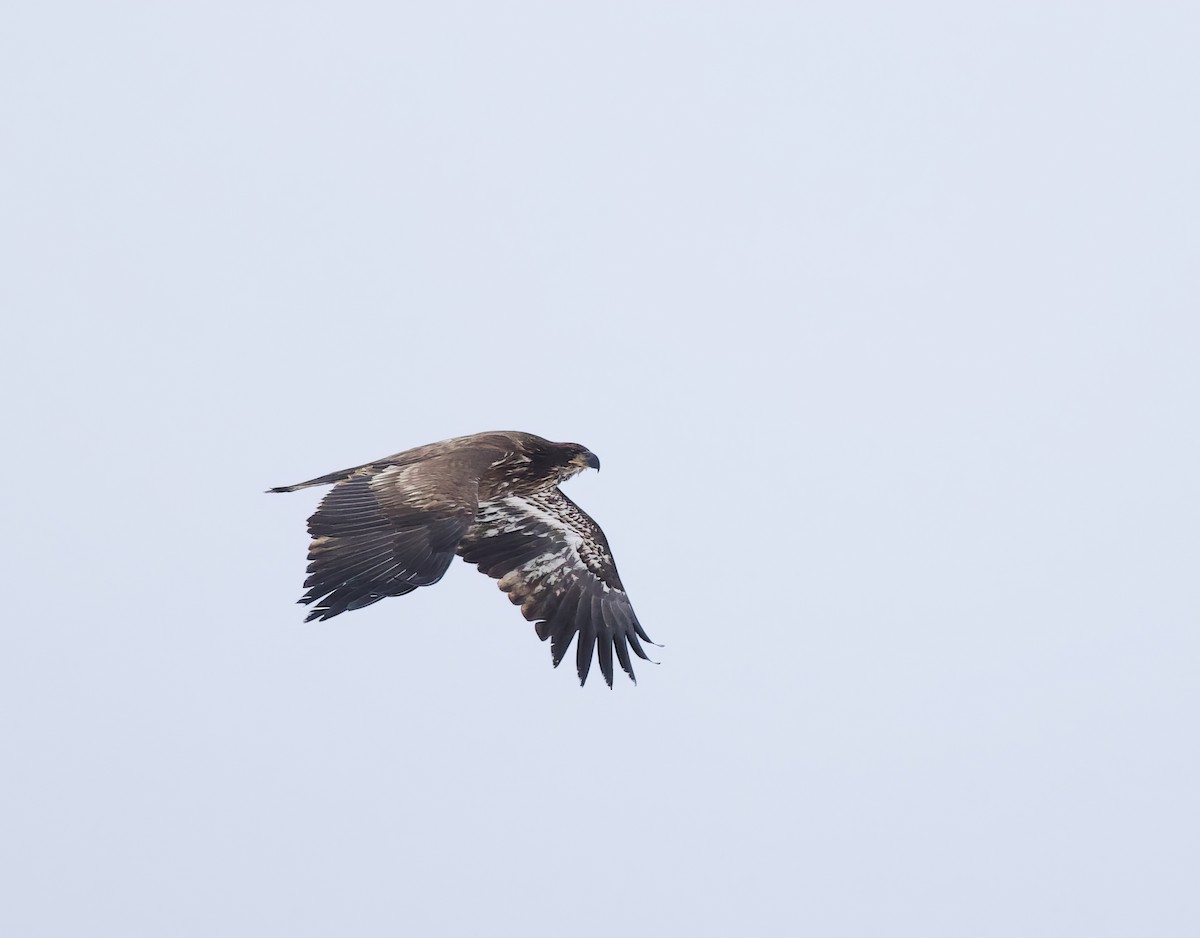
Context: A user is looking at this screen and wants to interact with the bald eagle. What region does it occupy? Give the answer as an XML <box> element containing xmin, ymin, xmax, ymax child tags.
<box><xmin>268</xmin><ymin>431</ymin><xmax>655</xmax><ymax>686</ymax></box>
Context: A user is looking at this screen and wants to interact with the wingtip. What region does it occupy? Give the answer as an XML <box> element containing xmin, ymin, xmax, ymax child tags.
<box><xmin>577</xmin><ymin>677</ymin><xmax>616</xmax><ymax>689</ymax></box>
<box><xmin>299</xmin><ymin>598</ymin><xmax>330</xmax><ymax>622</ymax></box>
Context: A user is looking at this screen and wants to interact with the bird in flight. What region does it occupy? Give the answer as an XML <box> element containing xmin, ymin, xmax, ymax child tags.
<box><xmin>269</xmin><ymin>431</ymin><xmax>655</xmax><ymax>686</ymax></box>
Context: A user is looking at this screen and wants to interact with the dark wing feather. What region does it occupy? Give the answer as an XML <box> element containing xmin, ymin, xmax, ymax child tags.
<box><xmin>457</xmin><ymin>490</ymin><xmax>653</xmax><ymax>687</ymax></box>
<box><xmin>300</xmin><ymin>452</ymin><xmax>497</xmax><ymax>621</ymax></box>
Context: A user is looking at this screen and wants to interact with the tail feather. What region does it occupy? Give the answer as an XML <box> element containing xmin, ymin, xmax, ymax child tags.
<box><xmin>266</xmin><ymin>465</ymin><xmax>374</xmax><ymax>494</ymax></box>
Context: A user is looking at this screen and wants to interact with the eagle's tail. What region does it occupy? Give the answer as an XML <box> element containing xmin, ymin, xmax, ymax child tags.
<box><xmin>266</xmin><ymin>465</ymin><xmax>369</xmax><ymax>494</ymax></box>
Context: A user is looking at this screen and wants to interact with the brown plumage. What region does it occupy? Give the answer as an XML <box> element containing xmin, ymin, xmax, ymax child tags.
<box><xmin>268</xmin><ymin>431</ymin><xmax>655</xmax><ymax>686</ymax></box>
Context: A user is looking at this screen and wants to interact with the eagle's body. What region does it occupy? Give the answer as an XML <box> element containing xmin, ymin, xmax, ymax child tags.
<box><xmin>269</xmin><ymin>431</ymin><xmax>654</xmax><ymax>686</ymax></box>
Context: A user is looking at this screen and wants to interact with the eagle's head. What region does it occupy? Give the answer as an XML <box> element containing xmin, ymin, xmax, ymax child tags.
<box><xmin>506</xmin><ymin>433</ymin><xmax>600</xmax><ymax>489</ymax></box>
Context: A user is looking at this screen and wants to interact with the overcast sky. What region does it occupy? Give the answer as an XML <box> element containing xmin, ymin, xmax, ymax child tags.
<box><xmin>3</xmin><ymin>2</ymin><xmax>1198</xmax><ymax>936</ymax></box>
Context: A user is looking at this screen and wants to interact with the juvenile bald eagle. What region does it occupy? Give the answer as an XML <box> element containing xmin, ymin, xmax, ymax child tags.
<box><xmin>268</xmin><ymin>431</ymin><xmax>655</xmax><ymax>686</ymax></box>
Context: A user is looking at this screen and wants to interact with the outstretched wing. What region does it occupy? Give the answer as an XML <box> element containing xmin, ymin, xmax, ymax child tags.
<box><xmin>457</xmin><ymin>490</ymin><xmax>654</xmax><ymax>687</ymax></box>
<box><xmin>299</xmin><ymin>451</ymin><xmax>497</xmax><ymax>621</ymax></box>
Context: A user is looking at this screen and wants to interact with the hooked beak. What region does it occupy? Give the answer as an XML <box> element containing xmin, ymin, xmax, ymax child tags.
<box><xmin>572</xmin><ymin>450</ymin><xmax>601</xmax><ymax>472</ymax></box>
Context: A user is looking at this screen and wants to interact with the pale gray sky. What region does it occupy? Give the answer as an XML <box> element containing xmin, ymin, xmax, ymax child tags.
<box><xmin>3</xmin><ymin>2</ymin><xmax>1198</xmax><ymax>936</ymax></box>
